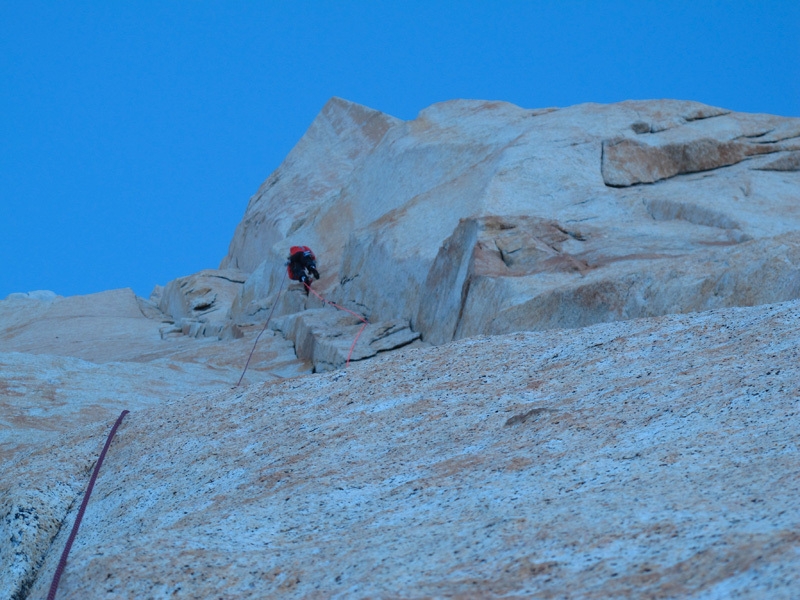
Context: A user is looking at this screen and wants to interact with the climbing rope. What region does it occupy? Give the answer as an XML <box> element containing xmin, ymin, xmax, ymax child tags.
<box><xmin>236</xmin><ymin>271</ymin><xmax>287</xmax><ymax>387</ymax></box>
<box><xmin>44</xmin><ymin>282</ymin><xmax>367</xmax><ymax>597</ymax></box>
<box><xmin>236</xmin><ymin>272</ymin><xmax>369</xmax><ymax>386</ymax></box>
<box><xmin>47</xmin><ymin>409</ymin><xmax>130</xmax><ymax>600</ymax></box>
<box><xmin>304</xmin><ymin>282</ymin><xmax>369</xmax><ymax>367</ymax></box>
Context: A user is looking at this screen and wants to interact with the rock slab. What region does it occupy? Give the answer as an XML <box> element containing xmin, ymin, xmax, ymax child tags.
<box><xmin>5</xmin><ymin>298</ymin><xmax>800</xmax><ymax>599</ymax></box>
<box><xmin>0</xmin><ymin>287</ymin><xmax>312</xmax><ymax>464</ymax></box>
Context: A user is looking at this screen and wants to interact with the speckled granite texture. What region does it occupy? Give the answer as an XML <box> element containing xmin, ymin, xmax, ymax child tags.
<box><xmin>9</xmin><ymin>298</ymin><xmax>800</xmax><ymax>599</ymax></box>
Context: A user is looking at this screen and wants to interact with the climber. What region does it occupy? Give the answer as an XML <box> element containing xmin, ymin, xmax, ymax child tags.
<box><xmin>286</xmin><ymin>245</ymin><xmax>320</xmax><ymax>294</ymax></box>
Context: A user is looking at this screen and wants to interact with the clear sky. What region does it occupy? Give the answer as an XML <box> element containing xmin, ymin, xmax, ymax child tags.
<box><xmin>2</xmin><ymin>1</ymin><xmax>798</xmax><ymax>299</ymax></box>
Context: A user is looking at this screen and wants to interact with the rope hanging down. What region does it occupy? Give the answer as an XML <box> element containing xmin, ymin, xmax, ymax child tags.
<box><xmin>47</xmin><ymin>409</ymin><xmax>130</xmax><ymax>600</ymax></box>
<box><xmin>304</xmin><ymin>282</ymin><xmax>369</xmax><ymax>367</ymax></box>
<box><xmin>236</xmin><ymin>271</ymin><xmax>287</xmax><ymax>387</ymax></box>
<box><xmin>236</xmin><ymin>273</ymin><xmax>369</xmax><ymax>386</ymax></box>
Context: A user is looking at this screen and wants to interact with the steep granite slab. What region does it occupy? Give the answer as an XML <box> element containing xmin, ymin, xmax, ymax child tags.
<box><xmin>7</xmin><ymin>299</ymin><xmax>800</xmax><ymax>599</ymax></box>
<box><xmin>5</xmin><ymin>97</ymin><xmax>800</xmax><ymax>598</ymax></box>
<box><xmin>0</xmin><ymin>288</ymin><xmax>171</xmax><ymax>363</ymax></box>
<box><xmin>0</xmin><ymin>288</ymin><xmax>312</xmax><ymax>465</ymax></box>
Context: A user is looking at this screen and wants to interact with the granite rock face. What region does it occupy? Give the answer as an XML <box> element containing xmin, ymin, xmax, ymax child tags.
<box><xmin>0</xmin><ymin>287</ymin><xmax>312</xmax><ymax>599</ymax></box>
<box><xmin>599</xmin><ymin>104</ymin><xmax>799</xmax><ymax>186</ymax></box>
<box><xmin>220</xmin><ymin>98</ymin><xmax>800</xmax><ymax>345</ymax></box>
<box><xmin>7</xmin><ymin>298</ymin><xmax>800</xmax><ymax>599</ymax></box>
<box><xmin>418</xmin><ymin>218</ymin><xmax>800</xmax><ymax>343</ymax></box>
<box><xmin>272</xmin><ymin>307</ymin><xmax>422</xmax><ymax>372</ymax></box>
<box><xmin>220</xmin><ymin>97</ymin><xmax>401</xmax><ymax>274</ymax></box>
<box><xmin>0</xmin><ymin>288</ymin><xmax>168</xmax><ymax>363</ymax></box>
<box><xmin>157</xmin><ymin>269</ymin><xmax>246</xmax><ymax>339</ymax></box>
<box><xmin>3</xmin><ymin>97</ymin><xmax>800</xmax><ymax>598</ymax></box>
<box><xmin>0</xmin><ymin>288</ymin><xmax>312</xmax><ymax>461</ymax></box>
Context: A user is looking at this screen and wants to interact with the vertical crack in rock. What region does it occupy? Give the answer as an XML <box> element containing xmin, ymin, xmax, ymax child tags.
<box><xmin>453</xmin><ymin>268</ymin><xmax>474</xmax><ymax>343</ymax></box>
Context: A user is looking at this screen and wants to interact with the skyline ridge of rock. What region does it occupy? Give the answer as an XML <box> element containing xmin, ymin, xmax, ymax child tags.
<box><xmin>218</xmin><ymin>96</ymin><xmax>800</xmax><ymax>352</ymax></box>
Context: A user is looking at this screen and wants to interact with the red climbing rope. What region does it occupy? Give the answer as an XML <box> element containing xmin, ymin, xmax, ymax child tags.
<box><xmin>236</xmin><ymin>272</ymin><xmax>369</xmax><ymax>385</ymax></box>
<box><xmin>304</xmin><ymin>282</ymin><xmax>369</xmax><ymax>367</ymax></box>
<box><xmin>47</xmin><ymin>409</ymin><xmax>130</xmax><ymax>600</ymax></box>
<box><xmin>236</xmin><ymin>271</ymin><xmax>287</xmax><ymax>387</ymax></box>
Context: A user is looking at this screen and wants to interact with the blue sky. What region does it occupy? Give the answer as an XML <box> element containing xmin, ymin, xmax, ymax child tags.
<box><xmin>1</xmin><ymin>1</ymin><xmax>798</xmax><ymax>299</ymax></box>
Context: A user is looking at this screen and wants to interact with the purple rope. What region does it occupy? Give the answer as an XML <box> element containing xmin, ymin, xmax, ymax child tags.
<box><xmin>47</xmin><ymin>409</ymin><xmax>130</xmax><ymax>600</ymax></box>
